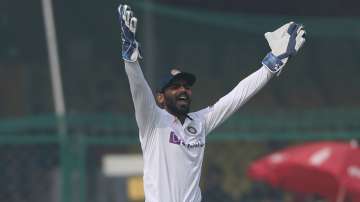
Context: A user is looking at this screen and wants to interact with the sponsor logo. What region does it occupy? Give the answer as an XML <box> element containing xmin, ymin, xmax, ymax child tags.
<box><xmin>269</xmin><ymin>153</ymin><xmax>285</xmax><ymax>164</ymax></box>
<box><xmin>169</xmin><ymin>131</ymin><xmax>181</xmax><ymax>145</ymax></box>
<box><xmin>169</xmin><ymin>131</ymin><xmax>204</xmax><ymax>149</ymax></box>
<box><xmin>309</xmin><ymin>147</ymin><xmax>331</xmax><ymax>166</ymax></box>
<box><xmin>348</xmin><ymin>166</ymin><xmax>360</xmax><ymax>179</ymax></box>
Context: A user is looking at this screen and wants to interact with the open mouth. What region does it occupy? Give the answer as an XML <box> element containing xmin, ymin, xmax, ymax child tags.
<box><xmin>176</xmin><ymin>94</ymin><xmax>190</xmax><ymax>104</ymax></box>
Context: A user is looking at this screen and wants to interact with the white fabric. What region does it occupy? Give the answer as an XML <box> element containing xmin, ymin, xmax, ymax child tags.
<box><xmin>125</xmin><ymin>61</ymin><xmax>273</xmax><ymax>202</ymax></box>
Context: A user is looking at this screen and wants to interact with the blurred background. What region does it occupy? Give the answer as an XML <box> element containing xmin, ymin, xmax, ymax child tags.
<box><xmin>1</xmin><ymin>0</ymin><xmax>360</xmax><ymax>201</ymax></box>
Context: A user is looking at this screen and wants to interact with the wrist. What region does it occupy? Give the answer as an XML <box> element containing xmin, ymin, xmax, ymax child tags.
<box><xmin>122</xmin><ymin>41</ymin><xmax>142</xmax><ymax>62</ymax></box>
<box><xmin>262</xmin><ymin>52</ymin><xmax>283</xmax><ymax>73</ymax></box>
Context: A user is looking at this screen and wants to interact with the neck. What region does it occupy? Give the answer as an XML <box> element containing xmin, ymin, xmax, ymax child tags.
<box><xmin>177</xmin><ymin>115</ymin><xmax>186</xmax><ymax>124</ymax></box>
<box><xmin>166</xmin><ymin>109</ymin><xmax>189</xmax><ymax>124</ymax></box>
<box><xmin>173</xmin><ymin>111</ymin><xmax>187</xmax><ymax>124</ymax></box>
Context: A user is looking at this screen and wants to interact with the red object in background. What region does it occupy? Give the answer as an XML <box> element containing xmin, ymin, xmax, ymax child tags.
<box><xmin>247</xmin><ymin>141</ymin><xmax>360</xmax><ymax>202</ymax></box>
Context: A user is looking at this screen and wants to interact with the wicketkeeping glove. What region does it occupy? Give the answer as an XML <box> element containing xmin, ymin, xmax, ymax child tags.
<box><xmin>117</xmin><ymin>4</ymin><xmax>142</xmax><ymax>62</ymax></box>
<box><xmin>262</xmin><ymin>22</ymin><xmax>306</xmax><ymax>75</ymax></box>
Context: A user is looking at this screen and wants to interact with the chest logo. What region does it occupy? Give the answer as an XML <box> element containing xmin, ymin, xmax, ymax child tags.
<box><xmin>186</xmin><ymin>126</ymin><xmax>197</xmax><ymax>134</ymax></box>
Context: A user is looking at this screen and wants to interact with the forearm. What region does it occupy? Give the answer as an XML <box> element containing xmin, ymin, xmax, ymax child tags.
<box><xmin>205</xmin><ymin>65</ymin><xmax>273</xmax><ymax>133</ymax></box>
<box><xmin>221</xmin><ymin>65</ymin><xmax>273</xmax><ymax>110</ymax></box>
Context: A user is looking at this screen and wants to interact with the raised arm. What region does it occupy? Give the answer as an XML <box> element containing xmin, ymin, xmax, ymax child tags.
<box><xmin>118</xmin><ymin>5</ymin><xmax>160</xmax><ymax>135</ymax></box>
<box><xmin>202</xmin><ymin>22</ymin><xmax>306</xmax><ymax>134</ymax></box>
<box><xmin>125</xmin><ymin>61</ymin><xmax>160</xmax><ymax>134</ymax></box>
<box><xmin>202</xmin><ymin>66</ymin><xmax>272</xmax><ymax>134</ymax></box>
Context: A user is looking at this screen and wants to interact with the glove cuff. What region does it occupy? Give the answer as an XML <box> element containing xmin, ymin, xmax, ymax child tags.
<box><xmin>122</xmin><ymin>41</ymin><xmax>142</xmax><ymax>62</ymax></box>
<box><xmin>262</xmin><ymin>52</ymin><xmax>284</xmax><ymax>73</ymax></box>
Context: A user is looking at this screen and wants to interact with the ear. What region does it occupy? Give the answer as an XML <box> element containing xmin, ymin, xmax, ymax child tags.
<box><xmin>156</xmin><ymin>93</ymin><xmax>165</xmax><ymax>108</ymax></box>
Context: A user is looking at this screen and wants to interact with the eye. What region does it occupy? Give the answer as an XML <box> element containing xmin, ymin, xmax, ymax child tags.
<box><xmin>183</xmin><ymin>84</ymin><xmax>190</xmax><ymax>90</ymax></box>
<box><xmin>169</xmin><ymin>83</ymin><xmax>190</xmax><ymax>90</ymax></box>
<box><xmin>170</xmin><ymin>84</ymin><xmax>181</xmax><ymax>89</ymax></box>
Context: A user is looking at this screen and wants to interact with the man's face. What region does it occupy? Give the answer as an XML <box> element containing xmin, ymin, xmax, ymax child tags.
<box><xmin>162</xmin><ymin>79</ymin><xmax>192</xmax><ymax>115</ymax></box>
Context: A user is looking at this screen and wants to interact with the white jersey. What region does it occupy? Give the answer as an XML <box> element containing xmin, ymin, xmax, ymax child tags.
<box><xmin>124</xmin><ymin>61</ymin><xmax>272</xmax><ymax>202</ymax></box>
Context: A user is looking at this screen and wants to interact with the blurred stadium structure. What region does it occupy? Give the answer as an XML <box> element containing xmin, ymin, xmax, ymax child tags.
<box><xmin>1</xmin><ymin>0</ymin><xmax>360</xmax><ymax>201</ymax></box>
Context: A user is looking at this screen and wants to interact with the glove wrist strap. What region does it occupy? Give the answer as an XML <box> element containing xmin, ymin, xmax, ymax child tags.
<box><xmin>262</xmin><ymin>52</ymin><xmax>283</xmax><ymax>73</ymax></box>
<box><xmin>122</xmin><ymin>41</ymin><xmax>142</xmax><ymax>62</ymax></box>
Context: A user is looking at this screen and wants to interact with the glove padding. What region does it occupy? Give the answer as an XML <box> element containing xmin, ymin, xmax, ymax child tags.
<box><xmin>118</xmin><ymin>4</ymin><xmax>141</xmax><ymax>62</ymax></box>
<box><xmin>263</xmin><ymin>22</ymin><xmax>306</xmax><ymax>74</ymax></box>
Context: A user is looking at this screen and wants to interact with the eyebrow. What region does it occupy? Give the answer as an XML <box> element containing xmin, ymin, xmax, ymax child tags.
<box><xmin>169</xmin><ymin>83</ymin><xmax>190</xmax><ymax>88</ymax></box>
<box><xmin>170</xmin><ymin>80</ymin><xmax>189</xmax><ymax>85</ymax></box>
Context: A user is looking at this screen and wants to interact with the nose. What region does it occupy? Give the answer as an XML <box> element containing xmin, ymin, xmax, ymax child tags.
<box><xmin>178</xmin><ymin>85</ymin><xmax>191</xmax><ymax>94</ymax></box>
<box><xmin>178</xmin><ymin>85</ymin><xmax>186</xmax><ymax>91</ymax></box>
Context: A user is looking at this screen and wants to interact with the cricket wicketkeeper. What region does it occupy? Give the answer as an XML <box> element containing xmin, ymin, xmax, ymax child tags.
<box><xmin>117</xmin><ymin>4</ymin><xmax>306</xmax><ymax>202</ymax></box>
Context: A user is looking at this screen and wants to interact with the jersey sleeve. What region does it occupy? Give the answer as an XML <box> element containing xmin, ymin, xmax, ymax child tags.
<box><xmin>201</xmin><ymin>66</ymin><xmax>273</xmax><ymax>135</ymax></box>
<box><xmin>124</xmin><ymin>61</ymin><xmax>160</xmax><ymax>137</ymax></box>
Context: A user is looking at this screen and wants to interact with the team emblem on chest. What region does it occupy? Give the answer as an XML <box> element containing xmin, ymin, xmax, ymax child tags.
<box><xmin>186</xmin><ymin>126</ymin><xmax>197</xmax><ymax>134</ymax></box>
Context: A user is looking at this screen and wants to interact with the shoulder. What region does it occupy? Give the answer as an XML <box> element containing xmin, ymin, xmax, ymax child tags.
<box><xmin>189</xmin><ymin>106</ymin><xmax>212</xmax><ymax>121</ymax></box>
<box><xmin>190</xmin><ymin>106</ymin><xmax>213</xmax><ymax>118</ymax></box>
<box><xmin>156</xmin><ymin>108</ymin><xmax>176</xmax><ymax>125</ymax></box>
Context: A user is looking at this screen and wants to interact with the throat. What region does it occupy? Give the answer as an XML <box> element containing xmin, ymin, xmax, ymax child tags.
<box><xmin>164</xmin><ymin>104</ymin><xmax>191</xmax><ymax>124</ymax></box>
<box><xmin>166</xmin><ymin>109</ymin><xmax>191</xmax><ymax>125</ymax></box>
<box><xmin>178</xmin><ymin>113</ymin><xmax>194</xmax><ymax>125</ymax></box>
<box><xmin>176</xmin><ymin>114</ymin><xmax>187</xmax><ymax>125</ymax></box>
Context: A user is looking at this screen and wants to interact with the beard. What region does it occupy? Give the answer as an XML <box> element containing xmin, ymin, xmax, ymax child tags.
<box><xmin>164</xmin><ymin>92</ymin><xmax>191</xmax><ymax>116</ymax></box>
